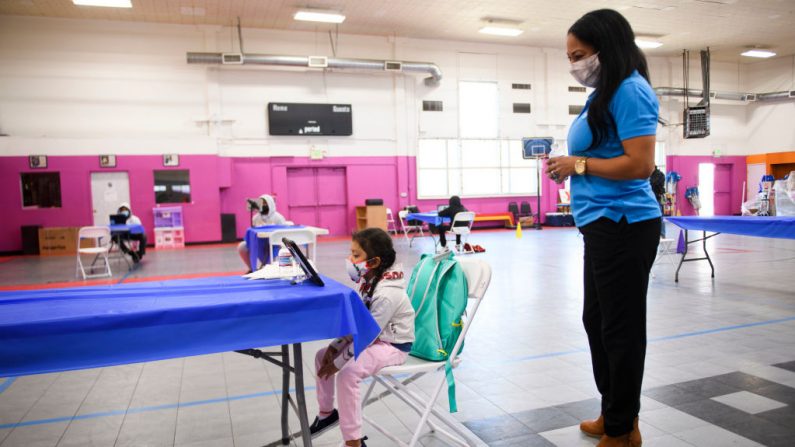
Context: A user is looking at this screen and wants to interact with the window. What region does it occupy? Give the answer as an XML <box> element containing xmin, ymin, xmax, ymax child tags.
<box><xmin>422</xmin><ymin>100</ymin><xmax>443</xmax><ymax>111</ymax></box>
<box><xmin>21</xmin><ymin>173</ymin><xmax>62</xmax><ymax>208</ymax></box>
<box><xmin>459</xmin><ymin>81</ymin><xmax>498</xmax><ymax>138</ymax></box>
<box><xmin>655</xmin><ymin>141</ymin><xmax>666</xmax><ymax>172</ymax></box>
<box><xmin>154</xmin><ymin>170</ymin><xmax>191</xmax><ymax>203</ymax></box>
<box><xmin>512</xmin><ymin>103</ymin><xmax>531</xmax><ymax>114</ymax></box>
<box><xmin>417</xmin><ymin>139</ymin><xmax>540</xmax><ymax>198</ymax></box>
<box><xmin>569</xmin><ymin>105</ymin><xmax>585</xmax><ymax>115</ymax></box>
<box><xmin>417</xmin><ymin>80</ymin><xmax>542</xmax><ymax>198</ymax></box>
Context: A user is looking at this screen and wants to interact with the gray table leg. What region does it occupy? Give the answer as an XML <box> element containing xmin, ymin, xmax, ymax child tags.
<box><xmin>281</xmin><ymin>344</ymin><xmax>290</xmax><ymax>445</ymax></box>
<box><xmin>292</xmin><ymin>343</ymin><xmax>313</xmax><ymax>447</ymax></box>
<box><xmin>675</xmin><ymin>229</ymin><xmax>687</xmax><ymax>282</ymax></box>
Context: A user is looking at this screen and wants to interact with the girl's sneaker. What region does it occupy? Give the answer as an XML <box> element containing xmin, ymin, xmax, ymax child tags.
<box><xmin>309</xmin><ymin>409</ymin><xmax>339</xmax><ymax>437</ymax></box>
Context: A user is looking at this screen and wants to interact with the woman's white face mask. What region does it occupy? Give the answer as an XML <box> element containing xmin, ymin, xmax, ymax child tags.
<box><xmin>570</xmin><ymin>53</ymin><xmax>600</xmax><ymax>88</ymax></box>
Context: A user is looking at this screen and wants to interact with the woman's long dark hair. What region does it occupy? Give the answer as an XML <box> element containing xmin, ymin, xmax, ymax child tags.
<box><xmin>352</xmin><ymin>228</ymin><xmax>397</xmax><ymax>297</ymax></box>
<box><xmin>569</xmin><ymin>9</ymin><xmax>650</xmax><ymax>150</ymax></box>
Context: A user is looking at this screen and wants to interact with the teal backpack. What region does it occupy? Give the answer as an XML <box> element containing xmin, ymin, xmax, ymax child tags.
<box><xmin>406</xmin><ymin>251</ymin><xmax>468</xmax><ymax>412</ymax></box>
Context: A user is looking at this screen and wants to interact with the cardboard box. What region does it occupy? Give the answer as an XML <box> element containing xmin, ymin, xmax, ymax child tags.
<box><xmin>38</xmin><ymin>227</ymin><xmax>79</xmax><ymax>256</ymax></box>
<box><xmin>519</xmin><ymin>216</ymin><xmax>535</xmax><ymax>227</ymax></box>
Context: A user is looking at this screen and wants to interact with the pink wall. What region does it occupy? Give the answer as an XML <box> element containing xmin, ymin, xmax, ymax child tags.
<box><xmin>1</xmin><ymin>155</ymin><xmax>222</xmax><ymax>253</ymax></box>
<box><xmin>666</xmin><ymin>155</ymin><xmax>747</xmax><ymax>216</ymax></box>
<box><xmin>1</xmin><ymin>154</ymin><xmax>564</xmax><ymax>253</ymax></box>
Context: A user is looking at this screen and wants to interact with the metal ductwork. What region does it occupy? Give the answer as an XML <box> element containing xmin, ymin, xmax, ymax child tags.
<box><xmin>655</xmin><ymin>87</ymin><xmax>795</xmax><ymax>103</ymax></box>
<box><xmin>187</xmin><ymin>52</ymin><xmax>443</xmax><ymax>86</ymax></box>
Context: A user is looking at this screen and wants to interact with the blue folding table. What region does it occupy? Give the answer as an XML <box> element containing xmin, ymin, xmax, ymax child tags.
<box><xmin>666</xmin><ymin>216</ymin><xmax>795</xmax><ymax>282</ymax></box>
<box><xmin>0</xmin><ymin>275</ymin><xmax>381</xmax><ymax>446</ymax></box>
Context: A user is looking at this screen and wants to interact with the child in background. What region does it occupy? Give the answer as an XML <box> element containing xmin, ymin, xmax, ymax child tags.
<box><xmin>435</xmin><ymin>195</ymin><xmax>468</xmax><ymax>251</ymax></box>
<box><xmin>116</xmin><ymin>202</ymin><xmax>146</xmax><ymax>263</ymax></box>
<box><xmin>310</xmin><ymin>228</ymin><xmax>415</xmax><ymax>447</ymax></box>
<box><xmin>238</xmin><ymin>194</ymin><xmax>287</xmax><ymax>272</ymax></box>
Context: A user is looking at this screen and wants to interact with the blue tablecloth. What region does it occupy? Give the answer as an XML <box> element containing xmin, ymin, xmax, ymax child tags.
<box><xmin>0</xmin><ymin>275</ymin><xmax>381</xmax><ymax>377</ymax></box>
<box><xmin>666</xmin><ymin>216</ymin><xmax>795</xmax><ymax>239</ymax></box>
<box><xmin>109</xmin><ymin>224</ymin><xmax>145</xmax><ymax>235</ymax></box>
<box><xmin>245</xmin><ymin>225</ymin><xmax>304</xmax><ymax>270</ymax></box>
<box><xmin>406</xmin><ymin>212</ymin><xmax>450</xmax><ymax>226</ymax></box>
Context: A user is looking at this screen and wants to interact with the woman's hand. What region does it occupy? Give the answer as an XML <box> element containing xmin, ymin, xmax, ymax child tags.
<box><xmin>545</xmin><ymin>156</ymin><xmax>577</xmax><ymax>183</ymax></box>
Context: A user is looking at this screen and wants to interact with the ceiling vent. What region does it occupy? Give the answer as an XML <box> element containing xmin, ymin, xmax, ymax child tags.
<box><xmin>308</xmin><ymin>56</ymin><xmax>328</xmax><ymax>68</ymax></box>
<box><xmin>384</xmin><ymin>61</ymin><xmax>403</xmax><ymax>72</ymax></box>
<box><xmin>221</xmin><ymin>53</ymin><xmax>244</xmax><ymax>65</ymax></box>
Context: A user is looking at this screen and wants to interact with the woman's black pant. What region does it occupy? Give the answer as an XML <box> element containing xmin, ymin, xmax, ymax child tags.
<box><xmin>579</xmin><ymin>216</ymin><xmax>660</xmax><ymax>436</ymax></box>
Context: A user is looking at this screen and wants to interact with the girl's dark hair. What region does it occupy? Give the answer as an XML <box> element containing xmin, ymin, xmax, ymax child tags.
<box><xmin>568</xmin><ymin>9</ymin><xmax>650</xmax><ymax>149</ymax></box>
<box><xmin>352</xmin><ymin>228</ymin><xmax>397</xmax><ymax>296</ymax></box>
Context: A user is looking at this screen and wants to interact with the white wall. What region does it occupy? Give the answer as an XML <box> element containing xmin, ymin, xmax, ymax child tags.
<box><xmin>744</xmin><ymin>56</ymin><xmax>795</xmax><ymax>153</ymax></box>
<box><xmin>1</xmin><ymin>15</ymin><xmax>793</xmax><ymax>158</ymax></box>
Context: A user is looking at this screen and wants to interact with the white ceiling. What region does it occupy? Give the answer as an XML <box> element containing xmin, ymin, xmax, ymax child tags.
<box><xmin>1</xmin><ymin>0</ymin><xmax>794</xmax><ymax>62</ymax></box>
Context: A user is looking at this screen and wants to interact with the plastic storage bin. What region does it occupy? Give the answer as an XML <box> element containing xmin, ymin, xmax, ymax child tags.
<box><xmin>153</xmin><ymin>206</ymin><xmax>183</xmax><ymax>228</ymax></box>
<box><xmin>154</xmin><ymin>227</ymin><xmax>185</xmax><ymax>249</ymax></box>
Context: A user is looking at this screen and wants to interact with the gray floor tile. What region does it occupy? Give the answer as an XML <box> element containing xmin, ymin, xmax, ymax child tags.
<box><xmin>56</xmin><ymin>415</ymin><xmax>124</xmax><ymax>447</ymax></box>
<box><xmin>512</xmin><ymin>406</ymin><xmax>580</xmax><ymax>434</ymax></box>
<box><xmin>0</xmin><ymin>422</ymin><xmax>69</xmax><ymax>447</ymax></box>
<box><xmin>463</xmin><ymin>414</ymin><xmax>530</xmax><ymax>443</ymax></box>
<box><xmin>115</xmin><ymin>409</ymin><xmax>177</xmax><ymax>447</ymax></box>
<box><xmin>487</xmin><ymin>433</ymin><xmax>556</xmax><ymax>446</ymax></box>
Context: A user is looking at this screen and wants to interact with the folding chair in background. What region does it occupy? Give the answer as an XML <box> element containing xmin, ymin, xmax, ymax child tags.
<box><xmin>445</xmin><ymin>211</ymin><xmax>476</xmax><ymax>253</ymax></box>
<box><xmin>398</xmin><ymin>209</ymin><xmax>425</xmax><ymax>244</ymax></box>
<box><xmin>76</xmin><ymin>226</ymin><xmax>113</xmax><ymax>279</ymax></box>
<box><xmin>361</xmin><ymin>258</ymin><xmax>492</xmax><ymax>447</ymax></box>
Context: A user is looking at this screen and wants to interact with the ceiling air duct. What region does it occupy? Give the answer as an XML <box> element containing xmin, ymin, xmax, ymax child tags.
<box><xmin>186</xmin><ymin>52</ymin><xmax>443</xmax><ymax>86</ymax></box>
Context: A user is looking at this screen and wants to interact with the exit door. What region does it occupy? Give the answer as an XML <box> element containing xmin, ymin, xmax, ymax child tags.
<box><xmin>286</xmin><ymin>167</ymin><xmax>348</xmax><ymax>235</ymax></box>
<box><xmin>91</xmin><ymin>172</ymin><xmax>130</xmax><ymax>226</ymax></box>
<box><xmin>714</xmin><ymin>164</ymin><xmax>733</xmax><ymax>215</ymax></box>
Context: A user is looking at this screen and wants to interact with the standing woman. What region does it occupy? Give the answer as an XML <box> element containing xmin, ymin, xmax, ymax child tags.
<box><xmin>545</xmin><ymin>9</ymin><xmax>661</xmax><ymax>447</ymax></box>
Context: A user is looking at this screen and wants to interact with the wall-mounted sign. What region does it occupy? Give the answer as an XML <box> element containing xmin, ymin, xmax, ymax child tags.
<box><xmin>163</xmin><ymin>154</ymin><xmax>180</xmax><ymax>167</ymax></box>
<box><xmin>100</xmin><ymin>155</ymin><xmax>116</xmax><ymax>168</ymax></box>
<box><xmin>29</xmin><ymin>155</ymin><xmax>47</xmax><ymax>169</ymax></box>
<box><xmin>268</xmin><ymin>102</ymin><xmax>352</xmax><ymax>136</ymax></box>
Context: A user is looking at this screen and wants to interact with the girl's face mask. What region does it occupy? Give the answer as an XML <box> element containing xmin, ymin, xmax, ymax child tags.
<box><xmin>570</xmin><ymin>52</ymin><xmax>600</xmax><ymax>88</ymax></box>
<box><xmin>345</xmin><ymin>257</ymin><xmax>371</xmax><ymax>282</ymax></box>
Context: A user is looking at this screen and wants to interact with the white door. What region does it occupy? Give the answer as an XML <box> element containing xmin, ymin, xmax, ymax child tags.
<box><xmin>91</xmin><ymin>172</ymin><xmax>131</xmax><ymax>226</ymax></box>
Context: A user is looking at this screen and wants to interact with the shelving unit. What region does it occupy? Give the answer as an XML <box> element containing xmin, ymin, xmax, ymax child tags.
<box><xmin>153</xmin><ymin>206</ymin><xmax>184</xmax><ymax>248</ymax></box>
<box><xmin>355</xmin><ymin>205</ymin><xmax>387</xmax><ymax>231</ymax></box>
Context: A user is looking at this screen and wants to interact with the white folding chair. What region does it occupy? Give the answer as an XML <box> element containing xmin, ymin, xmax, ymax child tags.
<box><xmin>398</xmin><ymin>209</ymin><xmax>425</xmax><ymax>242</ymax></box>
<box><xmin>445</xmin><ymin>211</ymin><xmax>476</xmax><ymax>253</ymax></box>
<box><xmin>268</xmin><ymin>228</ymin><xmax>317</xmax><ymax>264</ymax></box>
<box><xmin>361</xmin><ymin>258</ymin><xmax>492</xmax><ymax>447</ymax></box>
<box><xmin>386</xmin><ymin>208</ymin><xmax>398</xmax><ymax>235</ymax></box>
<box><xmin>652</xmin><ymin>236</ymin><xmax>678</xmax><ymax>278</ymax></box>
<box><xmin>76</xmin><ymin>226</ymin><xmax>113</xmax><ymax>279</ymax></box>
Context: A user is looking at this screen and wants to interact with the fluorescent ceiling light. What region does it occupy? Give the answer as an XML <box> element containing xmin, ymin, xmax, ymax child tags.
<box><xmin>741</xmin><ymin>49</ymin><xmax>776</xmax><ymax>58</ymax></box>
<box><xmin>294</xmin><ymin>11</ymin><xmax>346</xmax><ymax>24</ymax></box>
<box><xmin>479</xmin><ymin>26</ymin><xmax>523</xmax><ymax>37</ymax></box>
<box><xmin>635</xmin><ymin>39</ymin><xmax>663</xmax><ymax>49</ymax></box>
<box><xmin>73</xmin><ymin>0</ymin><xmax>132</xmax><ymax>7</ymax></box>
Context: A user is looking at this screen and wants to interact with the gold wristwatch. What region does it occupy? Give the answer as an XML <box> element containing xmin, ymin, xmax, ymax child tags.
<box><xmin>575</xmin><ymin>158</ymin><xmax>587</xmax><ymax>175</ymax></box>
